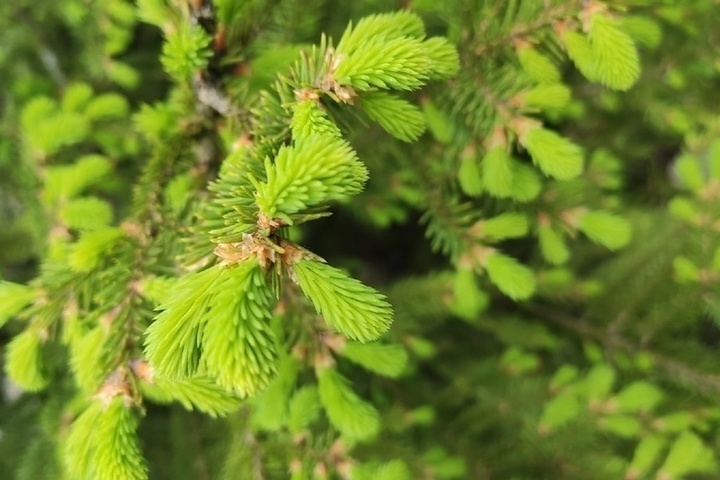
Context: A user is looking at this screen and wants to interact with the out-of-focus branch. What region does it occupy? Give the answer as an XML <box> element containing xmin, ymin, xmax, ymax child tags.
<box><xmin>531</xmin><ymin>303</ymin><xmax>720</xmax><ymax>397</ymax></box>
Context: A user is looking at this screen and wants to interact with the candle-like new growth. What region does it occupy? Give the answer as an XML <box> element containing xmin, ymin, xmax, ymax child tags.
<box><xmin>293</xmin><ymin>259</ymin><xmax>393</xmax><ymax>343</ymax></box>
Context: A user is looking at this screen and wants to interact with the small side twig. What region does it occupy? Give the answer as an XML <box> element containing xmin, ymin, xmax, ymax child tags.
<box><xmin>531</xmin><ymin>303</ymin><xmax>720</xmax><ymax>397</ymax></box>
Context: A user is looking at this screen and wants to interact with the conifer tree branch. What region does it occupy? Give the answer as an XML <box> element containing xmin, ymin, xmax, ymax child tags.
<box><xmin>472</xmin><ymin>2</ymin><xmax>581</xmax><ymax>56</ymax></box>
<box><xmin>10</xmin><ymin>2</ymin><xmax>716</xmax><ymax>478</ymax></box>
<box><xmin>531</xmin><ymin>304</ymin><xmax>720</xmax><ymax>397</ymax></box>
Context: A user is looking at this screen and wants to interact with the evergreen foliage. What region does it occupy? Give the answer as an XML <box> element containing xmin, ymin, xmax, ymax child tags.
<box><xmin>2</xmin><ymin>1</ymin><xmax>720</xmax><ymax>479</ymax></box>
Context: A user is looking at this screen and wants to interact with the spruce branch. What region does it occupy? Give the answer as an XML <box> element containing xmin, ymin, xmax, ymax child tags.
<box><xmin>532</xmin><ymin>304</ymin><xmax>720</xmax><ymax>398</ymax></box>
<box><xmin>5</xmin><ymin>1</ymin><xmax>720</xmax><ymax>478</ymax></box>
<box><xmin>472</xmin><ymin>2</ymin><xmax>582</xmax><ymax>57</ymax></box>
